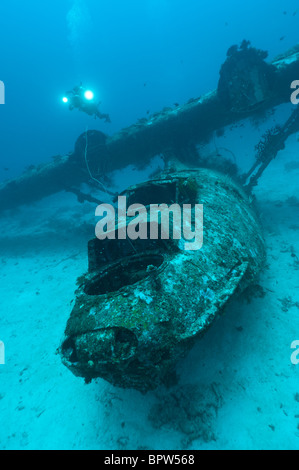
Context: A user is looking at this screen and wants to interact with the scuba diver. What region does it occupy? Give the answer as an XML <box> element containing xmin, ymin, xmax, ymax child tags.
<box><xmin>62</xmin><ymin>84</ymin><xmax>111</xmax><ymax>123</ymax></box>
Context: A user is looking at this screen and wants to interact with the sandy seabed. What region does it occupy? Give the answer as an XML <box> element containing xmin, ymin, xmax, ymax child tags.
<box><xmin>0</xmin><ymin>137</ymin><xmax>299</xmax><ymax>450</ymax></box>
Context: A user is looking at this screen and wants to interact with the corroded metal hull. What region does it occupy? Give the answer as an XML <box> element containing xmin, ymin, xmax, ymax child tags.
<box><xmin>60</xmin><ymin>168</ymin><xmax>265</xmax><ymax>392</ymax></box>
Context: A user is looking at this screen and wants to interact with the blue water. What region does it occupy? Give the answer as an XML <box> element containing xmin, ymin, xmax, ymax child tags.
<box><xmin>0</xmin><ymin>0</ymin><xmax>299</xmax><ymax>451</ymax></box>
<box><xmin>0</xmin><ymin>0</ymin><xmax>298</xmax><ymax>177</ymax></box>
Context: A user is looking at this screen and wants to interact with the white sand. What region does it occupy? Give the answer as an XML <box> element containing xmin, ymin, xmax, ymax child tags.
<box><xmin>0</xmin><ymin>135</ymin><xmax>299</xmax><ymax>450</ymax></box>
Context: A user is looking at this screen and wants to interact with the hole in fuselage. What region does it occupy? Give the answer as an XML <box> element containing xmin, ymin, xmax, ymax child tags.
<box><xmin>61</xmin><ymin>337</ymin><xmax>78</xmax><ymax>363</ymax></box>
<box><xmin>84</xmin><ymin>253</ymin><xmax>164</xmax><ymax>295</ymax></box>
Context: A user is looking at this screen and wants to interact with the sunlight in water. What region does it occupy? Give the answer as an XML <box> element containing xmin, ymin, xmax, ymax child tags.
<box><xmin>67</xmin><ymin>0</ymin><xmax>92</xmax><ymax>50</ymax></box>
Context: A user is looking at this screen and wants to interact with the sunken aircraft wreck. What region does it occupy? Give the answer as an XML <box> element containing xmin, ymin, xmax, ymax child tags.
<box><xmin>1</xmin><ymin>42</ymin><xmax>299</xmax><ymax>211</ymax></box>
<box><xmin>60</xmin><ymin>167</ymin><xmax>266</xmax><ymax>392</ymax></box>
<box><xmin>2</xmin><ymin>42</ymin><xmax>299</xmax><ymax>391</ymax></box>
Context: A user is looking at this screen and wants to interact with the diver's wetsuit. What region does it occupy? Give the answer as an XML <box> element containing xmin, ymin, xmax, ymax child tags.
<box><xmin>66</xmin><ymin>85</ymin><xmax>111</xmax><ymax>122</ymax></box>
